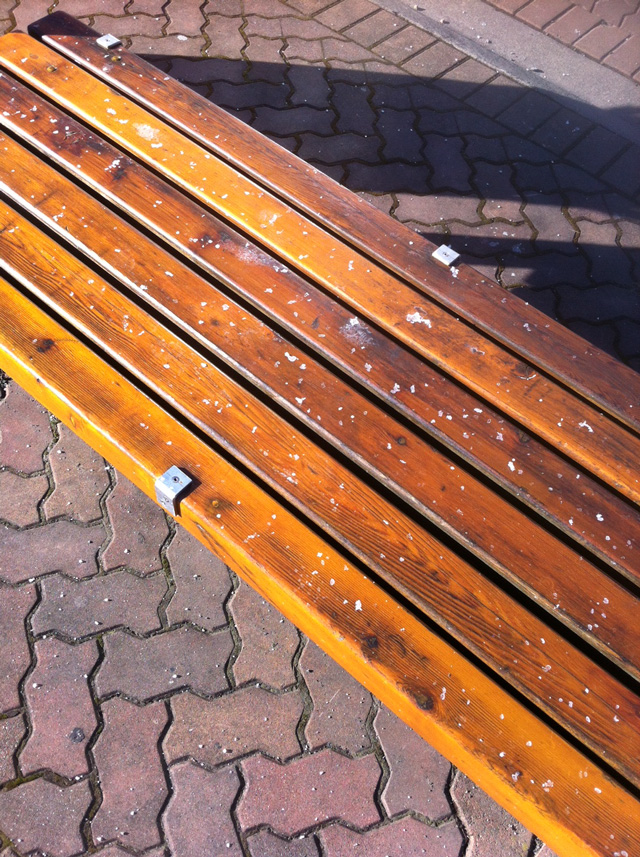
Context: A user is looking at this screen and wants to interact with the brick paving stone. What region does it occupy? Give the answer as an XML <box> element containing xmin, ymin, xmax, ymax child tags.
<box><xmin>281</xmin><ymin>17</ymin><xmax>345</xmax><ymax>41</ymax></box>
<box><xmin>601</xmin><ymin>146</ymin><xmax>640</xmax><ymax>197</ymax></box>
<box><xmin>374</xmin><ymin>705</ymin><xmax>453</xmax><ymax>821</ymax></box>
<box><xmin>245</xmin><ymin>36</ymin><xmax>287</xmax><ymax>84</ymax></box>
<box><xmin>604</xmin><ymin>33</ymin><xmax>640</xmax><ymax>75</ymax></box>
<box><xmin>565</xmin><ymin>125</ymin><xmax>628</xmax><ymax>173</ymax></box>
<box><xmin>102</xmin><ymin>473</ymin><xmax>169</xmax><ymax>575</ymax></box>
<box><xmin>130</xmin><ymin>0</ymin><xmax>166</xmax><ymax>12</ymax></box>
<box><xmin>496</xmin><ymin>90</ymin><xmax>560</xmax><ymax>136</ymax></box>
<box><xmin>284</xmin><ymin>37</ymin><xmax>326</xmax><ymax>63</ymax></box>
<box><xmin>90</xmin><ymin>13</ymin><xmax>165</xmax><ymax>39</ymax></box>
<box><xmin>133</xmin><ymin>33</ymin><xmax>204</xmax><ymax>55</ymax></box>
<box><xmin>451</xmin><ymin>771</ymin><xmax>534</xmax><ymax>856</ymax></box>
<box><xmin>0</xmin><ymin>384</ymin><xmax>53</xmax><ymax>474</ymax></box>
<box><xmin>7</xmin><ymin>0</ymin><xmax>53</xmax><ymax>34</ymax></box>
<box><xmin>229</xmin><ymin>579</ymin><xmax>299</xmax><ymax>689</ymax></box>
<box><xmin>416</xmin><ymin>105</ymin><xmax>459</xmax><ymax>136</ymax></box>
<box><xmin>530</xmin><ymin>108</ymin><xmax>594</xmax><ymax>155</ymax></box>
<box><xmin>247</xmin><ymin>829</ymin><xmax>321</xmax><ymax>857</ymax></box>
<box><xmin>92</xmin><ymin>696</ymin><xmax>168</xmax><ymax>851</ymax></box>
<box><xmin>21</xmin><ymin>637</ymin><xmax>98</xmax><ymax>779</ymax></box>
<box><xmin>559</xmin><ymin>283</ymin><xmax>640</xmax><ymax>322</ymax></box>
<box><xmin>512</xmin><ymin>160</ymin><xmax>559</xmax><ymax>193</ymax></box>
<box><xmin>316</xmin><ymin>0</ymin><xmax>380</xmax><ymax>31</ymax></box>
<box><xmin>0</xmin><ymin>584</ymin><xmax>36</xmax><ymax>714</ymax></box>
<box><xmin>424</xmin><ymin>135</ymin><xmax>472</xmax><ymax>193</ymax></box>
<box><xmin>322</xmin><ymin>37</ymin><xmax>376</xmax><ymax>63</ymax></box>
<box><xmin>545</xmin><ymin>4</ymin><xmax>600</xmax><ymax>41</ymax></box>
<box><xmin>95</xmin><ymin>624</ymin><xmax>233</xmax><ymax>700</ymax></box>
<box><xmin>44</xmin><ymin>424</ymin><xmax>109</xmax><ymax>524</ymax></box>
<box><xmin>285</xmin><ymin>0</ymin><xmax>333</xmax><ymax>13</ymax></box>
<box><xmin>347</xmin><ymin>162</ymin><xmax>431</xmax><ymax>194</ymax></box>
<box><xmin>0</xmin><ymin>520</ymin><xmax>105</xmax><ymax>584</ymax></box>
<box><xmin>289</xmin><ymin>66</ymin><xmax>332</xmax><ymax>107</ymax></box>
<box><xmin>344</xmin><ymin>9</ymin><xmax>406</xmax><ymax>47</ymax></box>
<box><xmin>377</xmin><ymin>108</ymin><xmax>423</xmax><ymax>162</ymax></box>
<box><xmin>32</xmin><ymin>570</ymin><xmax>166</xmax><ymax>639</ymax></box>
<box><xmin>253</xmin><ymin>105</ymin><xmax>335</xmax><ymax>137</ymax></box>
<box><xmin>372</xmin><ymin>26</ymin><xmax>436</xmax><ymax>64</ymax></box>
<box><xmin>298</xmin><ymin>131</ymin><xmax>380</xmax><ymax>164</ymax></box>
<box><xmin>516</xmin><ymin>0</ymin><xmax>571</xmax><ymax>28</ymax></box>
<box><xmin>171</xmin><ymin>55</ymin><xmax>246</xmax><ymax>85</ymax></box>
<box><xmin>0</xmin><ymin>714</ymin><xmax>24</xmax><ymax>783</ymax></box>
<box><xmin>0</xmin><ymin>777</ymin><xmax>91</xmax><ymax>856</ymax></box>
<box><xmin>522</xmin><ymin>192</ymin><xmax>577</xmax><ymax>244</ymax></box>
<box><xmin>576</xmin><ymin>219</ymin><xmax>628</xmax><ymax>281</ymax></box>
<box><xmin>464</xmin><ymin>76</ymin><xmax>525</xmax><ymax>117</ymax></box>
<box><xmin>395</xmin><ymin>192</ymin><xmax>482</xmax><ymax>225</ymax></box>
<box><xmin>434</xmin><ymin>58</ymin><xmax>497</xmax><ymax>99</ymax></box>
<box><xmin>165</xmin><ymin>525</ymin><xmax>231</xmax><ymax>631</ymax></box>
<box><xmin>320</xmin><ymin>817</ymin><xmax>464</xmax><ymax>856</ymax></box>
<box><xmin>300</xmin><ymin>642</ymin><xmax>372</xmax><ymax>754</ymax></box>
<box><xmin>204</xmin><ymin>13</ymin><xmax>247</xmax><ymax>59</ymax></box>
<box><xmin>0</xmin><ymin>471</ymin><xmax>48</xmax><ymax>527</ymax></box>
<box><xmin>164</xmin><ymin>760</ymin><xmax>242</xmax><ymax>856</ymax></box>
<box><xmin>165</xmin><ymin>0</ymin><xmax>206</xmax><ymax>36</ymax></box>
<box><xmin>332</xmin><ymin>80</ymin><xmax>376</xmax><ymax>134</ymax></box>
<box><xmin>401</xmin><ymin>42</ymin><xmax>466</xmax><ymax>78</ymax></box>
<box><xmin>164</xmin><ymin>685</ymin><xmax>303</xmax><ymax>765</ymax></box>
<box><xmin>237</xmin><ymin>748</ymin><xmax>381</xmax><ymax>835</ymax></box>
<box><xmin>574</xmin><ymin>21</ymin><xmax>627</xmax><ymax>58</ymax></box>
<box><xmin>474</xmin><ymin>162</ymin><xmax>524</xmax><ymax>221</ymax></box>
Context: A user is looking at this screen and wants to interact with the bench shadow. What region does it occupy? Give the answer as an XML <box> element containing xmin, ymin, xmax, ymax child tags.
<box><xmin>146</xmin><ymin>55</ymin><xmax>639</xmax><ymax>369</ymax></box>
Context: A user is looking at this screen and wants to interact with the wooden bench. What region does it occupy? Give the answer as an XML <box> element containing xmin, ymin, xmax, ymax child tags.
<box><xmin>0</xmin><ymin>12</ymin><xmax>638</xmax><ymax>855</ymax></box>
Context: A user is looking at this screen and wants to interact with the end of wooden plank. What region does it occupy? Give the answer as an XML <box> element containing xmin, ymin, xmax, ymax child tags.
<box><xmin>27</xmin><ymin>12</ymin><xmax>100</xmax><ymax>40</ymax></box>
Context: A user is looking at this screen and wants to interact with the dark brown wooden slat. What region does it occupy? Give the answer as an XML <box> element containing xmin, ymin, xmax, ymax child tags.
<box><xmin>1</xmin><ymin>279</ymin><xmax>637</xmax><ymax>857</ymax></box>
<box><xmin>30</xmin><ymin>21</ymin><xmax>640</xmax><ymax>433</ymax></box>
<box><xmin>3</xmin><ymin>130</ymin><xmax>638</xmax><ymax>675</ymax></box>
<box><xmin>0</xmin><ymin>76</ymin><xmax>637</xmax><ymax>587</ymax></box>
<box><xmin>0</xmin><ymin>37</ymin><xmax>638</xmax><ymax>505</ymax></box>
<box><xmin>2</xmin><ymin>203</ymin><xmax>640</xmax><ymax>789</ymax></box>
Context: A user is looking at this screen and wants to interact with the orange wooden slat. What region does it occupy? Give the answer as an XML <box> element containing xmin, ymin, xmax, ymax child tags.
<box><xmin>35</xmin><ymin>23</ymin><xmax>640</xmax><ymax>434</ymax></box>
<box><xmin>0</xmin><ymin>78</ymin><xmax>638</xmax><ymax>595</ymax></box>
<box><xmin>0</xmin><ymin>276</ymin><xmax>638</xmax><ymax>857</ymax></box>
<box><xmin>0</xmin><ymin>35</ymin><xmax>638</xmax><ymax>505</ymax></box>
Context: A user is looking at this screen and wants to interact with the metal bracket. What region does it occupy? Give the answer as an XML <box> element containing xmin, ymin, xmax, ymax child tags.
<box><xmin>432</xmin><ymin>245</ymin><xmax>461</xmax><ymax>267</ymax></box>
<box><xmin>155</xmin><ymin>466</ymin><xmax>194</xmax><ymax>516</ymax></box>
<box><xmin>96</xmin><ymin>34</ymin><xmax>122</xmax><ymax>50</ymax></box>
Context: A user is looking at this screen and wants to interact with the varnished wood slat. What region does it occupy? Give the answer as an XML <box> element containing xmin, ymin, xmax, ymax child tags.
<box><xmin>2</xmin><ymin>130</ymin><xmax>639</xmax><ymax>680</ymax></box>
<box><xmin>0</xmin><ymin>78</ymin><xmax>637</xmax><ymax>592</ymax></box>
<box><xmin>32</xmin><ymin>17</ymin><xmax>640</xmax><ymax>434</ymax></box>
<box><xmin>1</xmin><ymin>37</ymin><xmax>639</xmax><ymax>505</ymax></box>
<box><xmin>2</xmin><ymin>203</ymin><xmax>640</xmax><ymax>789</ymax></box>
<box><xmin>0</xmin><ymin>276</ymin><xmax>638</xmax><ymax>857</ymax></box>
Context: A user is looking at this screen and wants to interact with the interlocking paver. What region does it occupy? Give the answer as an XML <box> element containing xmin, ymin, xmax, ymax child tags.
<box><xmin>165</xmin><ymin>526</ymin><xmax>232</xmax><ymax>631</ymax></box>
<box><xmin>164</xmin><ymin>686</ymin><xmax>304</xmax><ymax>765</ymax></box>
<box><xmin>300</xmin><ymin>641</ymin><xmax>372</xmax><ymax>754</ymax></box>
<box><xmin>44</xmin><ymin>424</ymin><xmax>110</xmax><ymax>523</ymax></box>
<box><xmin>0</xmin><ymin>471</ymin><xmax>48</xmax><ymax>527</ymax></box>
<box><xmin>475</xmin><ymin>162</ymin><xmax>523</xmax><ymax>221</ymax></box>
<box><xmin>372</xmin><ymin>25</ymin><xmax>436</xmax><ymax>64</ymax></box>
<box><xmin>21</xmin><ymin>637</ymin><xmax>99</xmax><ymax>778</ymax></box>
<box><xmin>545</xmin><ymin>5</ymin><xmax>599</xmax><ymax>41</ymax></box>
<box><xmin>102</xmin><ymin>473</ymin><xmax>169</xmax><ymax>575</ymax></box>
<box><xmin>374</xmin><ymin>705</ymin><xmax>453</xmax><ymax>821</ymax></box>
<box><xmin>0</xmin><ymin>777</ymin><xmax>92</xmax><ymax>857</ymax></box>
<box><xmin>238</xmin><ymin>749</ymin><xmax>381</xmax><ymax>835</ymax></box>
<box><xmin>253</xmin><ymin>104</ymin><xmax>335</xmax><ymax>136</ymax></box>
<box><xmin>164</xmin><ymin>760</ymin><xmax>242</xmax><ymax>856</ymax></box>
<box><xmin>246</xmin><ymin>829</ymin><xmax>321</xmax><ymax>857</ymax></box>
<box><xmin>451</xmin><ymin>770</ymin><xmax>534</xmax><ymax>856</ymax></box>
<box><xmin>0</xmin><ymin>383</ymin><xmax>53</xmax><ymax>474</ymax></box>
<box><xmin>344</xmin><ymin>9</ymin><xmax>406</xmax><ymax>48</ymax></box>
<box><xmin>298</xmin><ymin>131</ymin><xmax>380</xmax><ymax>164</ymax></box>
<box><xmin>377</xmin><ymin>108</ymin><xmax>423</xmax><ymax>162</ymax></box>
<box><xmin>0</xmin><ymin>714</ymin><xmax>24</xmax><ymax>783</ymax></box>
<box><xmin>316</xmin><ymin>0</ymin><xmax>380</xmax><ymax>32</ymax></box>
<box><xmin>92</xmin><ymin>697</ymin><xmax>168</xmax><ymax>851</ymax></box>
<box><xmin>32</xmin><ymin>570</ymin><xmax>166</xmax><ymax>639</ymax></box>
<box><xmin>320</xmin><ymin>817</ymin><xmax>464</xmax><ymax>856</ymax></box>
<box><xmin>229</xmin><ymin>579</ymin><xmax>299</xmax><ymax>688</ymax></box>
<box><xmin>204</xmin><ymin>13</ymin><xmax>247</xmax><ymax>59</ymax></box>
<box><xmin>0</xmin><ymin>584</ymin><xmax>37</xmax><ymax>713</ymax></box>
<box><xmin>95</xmin><ymin>625</ymin><xmax>233</xmax><ymax>700</ymax></box>
<box><xmin>0</xmin><ymin>519</ymin><xmax>105</xmax><ymax>584</ymax></box>
<box><xmin>165</xmin><ymin>0</ymin><xmax>206</xmax><ymax>36</ymax></box>
<box><xmin>401</xmin><ymin>42</ymin><xmax>466</xmax><ymax>78</ymax></box>
<box><xmin>424</xmin><ymin>134</ymin><xmax>473</xmax><ymax>193</ymax></box>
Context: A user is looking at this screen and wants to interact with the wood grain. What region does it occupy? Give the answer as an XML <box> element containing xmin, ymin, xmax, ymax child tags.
<box><xmin>34</xmin><ymin>22</ymin><xmax>640</xmax><ymax>434</ymax></box>
<box><xmin>0</xmin><ymin>276</ymin><xmax>638</xmax><ymax>857</ymax></box>
<box><xmin>0</xmin><ymin>75</ymin><xmax>637</xmax><ymax>592</ymax></box>
<box><xmin>0</xmin><ymin>35</ymin><xmax>638</xmax><ymax>505</ymax></box>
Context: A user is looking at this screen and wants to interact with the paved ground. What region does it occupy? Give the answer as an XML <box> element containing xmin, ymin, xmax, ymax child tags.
<box><xmin>0</xmin><ymin>0</ymin><xmax>638</xmax><ymax>855</ymax></box>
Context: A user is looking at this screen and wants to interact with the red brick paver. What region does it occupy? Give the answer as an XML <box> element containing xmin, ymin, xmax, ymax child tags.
<box><xmin>320</xmin><ymin>816</ymin><xmax>464</xmax><ymax>856</ymax></box>
<box><xmin>0</xmin><ymin>584</ymin><xmax>37</xmax><ymax>713</ymax></box>
<box><xmin>44</xmin><ymin>424</ymin><xmax>110</xmax><ymax>523</ymax></box>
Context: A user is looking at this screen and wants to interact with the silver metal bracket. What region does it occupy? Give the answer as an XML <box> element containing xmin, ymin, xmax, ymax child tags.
<box><xmin>155</xmin><ymin>466</ymin><xmax>194</xmax><ymax>516</ymax></box>
<box><xmin>96</xmin><ymin>34</ymin><xmax>123</xmax><ymax>50</ymax></box>
<box><xmin>432</xmin><ymin>245</ymin><xmax>461</xmax><ymax>267</ymax></box>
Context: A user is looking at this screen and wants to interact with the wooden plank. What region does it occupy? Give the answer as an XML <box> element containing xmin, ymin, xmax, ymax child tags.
<box><xmin>2</xmin><ymin>202</ymin><xmax>640</xmax><ymax>788</ymax></box>
<box><xmin>0</xmin><ymin>78</ymin><xmax>638</xmax><ymax>594</ymax></box>
<box><xmin>1</xmin><ymin>129</ymin><xmax>638</xmax><ymax>678</ymax></box>
<box><xmin>30</xmin><ymin>15</ymin><xmax>640</xmax><ymax>434</ymax></box>
<box><xmin>0</xmin><ymin>276</ymin><xmax>638</xmax><ymax>857</ymax></box>
<box><xmin>0</xmin><ymin>36</ymin><xmax>639</xmax><ymax>505</ymax></box>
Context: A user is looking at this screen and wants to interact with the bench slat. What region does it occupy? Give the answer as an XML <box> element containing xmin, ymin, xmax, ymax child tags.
<box><xmin>2</xmin><ymin>78</ymin><xmax>637</xmax><ymax>590</ymax></box>
<box><xmin>1</xmin><ymin>129</ymin><xmax>638</xmax><ymax>680</ymax></box>
<box><xmin>2</xmin><ymin>201</ymin><xmax>640</xmax><ymax>791</ymax></box>
<box><xmin>1</xmin><ymin>38</ymin><xmax>639</xmax><ymax>506</ymax></box>
<box><xmin>31</xmin><ymin>16</ymin><xmax>640</xmax><ymax>434</ymax></box>
<box><xmin>1</xmin><ymin>276</ymin><xmax>638</xmax><ymax>857</ymax></box>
